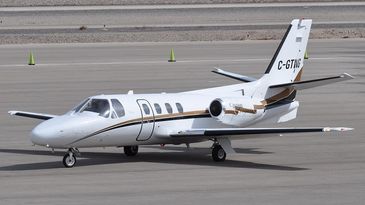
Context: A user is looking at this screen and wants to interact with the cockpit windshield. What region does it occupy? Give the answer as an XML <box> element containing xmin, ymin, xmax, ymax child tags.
<box><xmin>79</xmin><ymin>99</ymin><xmax>110</xmax><ymax>118</ymax></box>
<box><xmin>73</xmin><ymin>98</ymin><xmax>89</xmax><ymax>113</ymax></box>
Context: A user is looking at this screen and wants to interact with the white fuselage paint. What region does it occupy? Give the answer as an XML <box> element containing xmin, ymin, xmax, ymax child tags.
<box><xmin>31</xmin><ymin>81</ymin><xmax>298</xmax><ymax>149</ymax></box>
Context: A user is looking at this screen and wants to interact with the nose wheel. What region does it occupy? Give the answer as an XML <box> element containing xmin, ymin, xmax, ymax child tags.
<box><xmin>124</xmin><ymin>146</ymin><xmax>139</xmax><ymax>156</ymax></box>
<box><xmin>63</xmin><ymin>148</ymin><xmax>78</xmax><ymax>168</ymax></box>
<box><xmin>212</xmin><ymin>144</ymin><xmax>226</xmax><ymax>162</ymax></box>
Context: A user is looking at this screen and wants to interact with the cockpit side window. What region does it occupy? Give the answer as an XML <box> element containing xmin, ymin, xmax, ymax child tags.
<box><xmin>81</xmin><ymin>99</ymin><xmax>110</xmax><ymax>118</ymax></box>
<box><xmin>111</xmin><ymin>99</ymin><xmax>125</xmax><ymax>118</ymax></box>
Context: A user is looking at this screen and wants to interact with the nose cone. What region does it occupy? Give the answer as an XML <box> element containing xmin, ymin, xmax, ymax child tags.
<box><xmin>31</xmin><ymin>121</ymin><xmax>59</xmax><ymax>146</ymax></box>
<box><xmin>30</xmin><ymin>114</ymin><xmax>102</xmax><ymax>148</ymax></box>
<box><xmin>30</xmin><ymin>115</ymin><xmax>73</xmax><ymax>147</ymax></box>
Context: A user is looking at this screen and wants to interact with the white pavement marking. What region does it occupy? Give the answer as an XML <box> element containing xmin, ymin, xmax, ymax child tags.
<box><xmin>2</xmin><ymin>21</ymin><xmax>365</xmax><ymax>31</ymax></box>
<box><xmin>1</xmin><ymin>2</ymin><xmax>365</xmax><ymax>12</ymax></box>
<box><xmin>0</xmin><ymin>57</ymin><xmax>335</xmax><ymax>68</ymax></box>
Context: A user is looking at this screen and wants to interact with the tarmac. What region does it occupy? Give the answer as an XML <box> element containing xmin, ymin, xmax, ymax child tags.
<box><xmin>0</xmin><ymin>39</ymin><xmax>364</xmax><ymax>204</ymax></box>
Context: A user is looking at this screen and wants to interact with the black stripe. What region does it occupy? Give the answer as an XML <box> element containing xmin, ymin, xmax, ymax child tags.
<box><xmin>204</xmin><ymin>128</ymin><xmax>323</xmax><ymax>136</ymax></box>
<box><xmin>105</xmin><ymin>113</ymin><xmax>211</xmax><ymax>132</ymax></box>
<box><xmin>14</xmin><ymin>113</ymin><xmax>53</xmax><ymax>120</ymax></box>
<box><xmin>264</xmin><ymin>24</ymin><xmax>292</xmax><ymax>74</ymax></box>
<box><xmin>269</xmin><ymin>76</ymin><xmax>342</xmax><ymax>88</ymax></box>
<box><xmin>68</xmin><ymin>113</ymin><xmax>211</xmax><ymax>145</ymax></box>
<box><xmin>265</xmin><ymin>90</ymin><xmax>297</xmax><ymax>109</ymax></box>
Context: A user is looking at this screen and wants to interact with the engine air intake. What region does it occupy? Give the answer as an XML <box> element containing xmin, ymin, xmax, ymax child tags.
<box><xmin>209</xmin><ymin>100</ymin><xmax>223</xmax><ymax>117</ymax></box>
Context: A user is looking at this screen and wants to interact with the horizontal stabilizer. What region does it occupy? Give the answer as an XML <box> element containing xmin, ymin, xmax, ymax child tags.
<box><xmin>171</xmin><ymin>127</ymin><xmax>353</xmax><ymax>138</ymax></box>
<box><xmin>269</xmin><ymin>73</ymin><xmax>354</xmax><ymax>90</ymax></box>
<box><xmin>8</xmin><ymin>110</ymin><xmax>57</xmax><ymax>120</ymax></box>
<box><xmin>212</xmin><ymin>68</ymin><xmax>256</xmax><ymax>82</ymax></box>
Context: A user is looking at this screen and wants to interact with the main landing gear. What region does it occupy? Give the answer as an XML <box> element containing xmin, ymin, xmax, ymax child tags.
<box><xmin>124</xmin><ymin>146</ymin><xmax>139</xmax><ymax>156</ymax></box>
<box><xmin>63</xmin><ymin>148</ymin><xmax>79</xmax><ymax>168</ymax></box>
<box><xmin>212</xmin><ymin>144</ymin><xmax>226</xmax><ymax>162</ymax></box>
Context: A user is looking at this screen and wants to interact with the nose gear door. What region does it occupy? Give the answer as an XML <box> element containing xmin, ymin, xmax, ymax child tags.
<box><xmin>136</xmin><ymin>99</ymin><xmax>155</xmax><ymax>141</ymax></box>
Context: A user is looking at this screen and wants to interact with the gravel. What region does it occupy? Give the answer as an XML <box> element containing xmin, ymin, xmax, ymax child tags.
<box><xmin>1</xmin><ymin>1</ymin><xmax>363</xmax><ymax>44</ymax></box>
<box><xmin>1</xmin><ymin>28</ymin><xmax>364</xmax><ymax>44</ymax></box>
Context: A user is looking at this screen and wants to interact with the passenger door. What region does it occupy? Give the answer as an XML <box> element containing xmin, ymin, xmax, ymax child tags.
<box><xmin>136</xmin><ymin>99</ymin><xmax>155</xmax><ymax>141</ymax></box>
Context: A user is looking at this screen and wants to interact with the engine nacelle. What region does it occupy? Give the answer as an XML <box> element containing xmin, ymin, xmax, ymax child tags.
<box><xmin>209</xmin><ymin>97</ymin><xmax>263</xmax><ymax>126</ymax></box>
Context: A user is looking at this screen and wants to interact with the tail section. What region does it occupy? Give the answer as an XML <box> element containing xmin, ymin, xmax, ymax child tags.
<box><xmin>263</xmin><ymin>19</ymin><xmax>312</xmax><ymax>85</ymax></box>
<box><xmin>253</xmin><ymin>19</ymin><xmax>312</xmax><ymax>102</ymax></box>
<box><xmin>253</xmin><ymin>19</ymin><xmax>352</xmax><ymax>109</ymax></box>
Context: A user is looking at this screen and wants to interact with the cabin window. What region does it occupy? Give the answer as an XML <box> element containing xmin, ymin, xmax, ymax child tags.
<box><xmin>142</xmin><ymin>104</ymin><xmax>150</xmax><ymax>115</ymax></box>
<box><xmin>154</xmin><ymin>103</ymin><xmax>162</xmax><ymax>114</ymax></box>
<box><xmin>176</xmin><ymin>103</ymin><xmax>183</xmax><ymax>113</ymax></box>
<box><xmin>165</xmin><ymin>103</ymin><xmax>173</xmax><ymax>114</ymax></box>
<box><xmin>111</xmin><ymin>99</ymin><xmax>125</xmax><ymax>118</ymax></box>
<box><xmin>81</xmin><ymin>99</ymin><xmax>110</xmax><ymax>118</ymax></box>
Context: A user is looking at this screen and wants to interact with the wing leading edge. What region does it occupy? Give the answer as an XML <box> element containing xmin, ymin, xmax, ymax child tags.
<box><xmin>171</xmin><ymin>127</ymin><xmax>353</xmax><ymax>138</ymax></box>
<box><xmin>269</xmin><ymin>73</ymin><xmax>354</xmax><ymax>90</ymax></box>
<box><xmin>8</xmin><ymin>111</ymin><xmax>57</xmax><ymax>120</ymax></box>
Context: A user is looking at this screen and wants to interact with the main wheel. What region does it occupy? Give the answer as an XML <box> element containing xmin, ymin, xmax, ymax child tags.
<box><xmin>63</xmin><ymin>153</ymin><xmax>76</xmax><ymax>168</ymax></box>
<box><xmin>124</xmin><ymin>146</ymin><xmax>139</xmax><ymax>156</ymax></box>
<box><xmin>212</xmin><ymin>145</ymin><xmax>226</xmax><ymax>162</ymax></box>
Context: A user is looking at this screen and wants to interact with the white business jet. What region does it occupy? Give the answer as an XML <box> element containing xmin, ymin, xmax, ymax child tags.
<box><xmin>9</xmin><ymin>19</ymin><xmax>354</xmax><ymax>168</ymax></box>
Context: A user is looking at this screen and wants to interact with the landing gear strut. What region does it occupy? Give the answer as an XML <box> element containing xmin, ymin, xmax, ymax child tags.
<box><xmin>63</xmin><ymin>148</ymin><xmax>78</xmax><ymax>168</ymax></box>
<box><xmin>212</xmin><ymin>144</ymin><xmax>226</xmax><ymax>162</ymax></box>
<box><xmin>124</xmin><ymin>146</ymin><xmax>139</xmax><ymax>156</ymax></box>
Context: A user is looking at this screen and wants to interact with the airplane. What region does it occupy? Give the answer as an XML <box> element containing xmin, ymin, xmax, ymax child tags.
<box><xmin>9</xmin><ymin>19</ymin><xmax>354</xmax><ymax>168</ymax></box>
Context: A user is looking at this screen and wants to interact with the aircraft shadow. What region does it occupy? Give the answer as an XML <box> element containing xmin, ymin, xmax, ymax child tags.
<box><xmin>142</xmin><ymin>145</ymin><xmax>274</xmax><ymax>154</ymax></box>
<box><xmin>0</xmin><ymin>148</ymin><xmax>308</xmax><ymax>171</ymax></box>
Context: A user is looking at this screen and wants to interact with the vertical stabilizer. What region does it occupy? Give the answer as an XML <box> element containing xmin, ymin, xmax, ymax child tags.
<box><xmin>263</xmin><ymin>19</ymin><xmax>312</xmax><ymax>85</ymax></box>
<box><xmin>252</xmin><ymin>19</ymin><xmax>312</xmax><ymax>101</ymax></box>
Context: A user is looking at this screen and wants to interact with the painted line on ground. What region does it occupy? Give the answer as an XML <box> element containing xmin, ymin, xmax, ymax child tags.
<box><xmin>0</xmin><ymin>57</ymin><xmax>336</xmax><ymax>68</ymax></box>
<box><xmin>1</xmin><ymin>2</ymin><xmax>364</xmax><ymax>12</ymax></box>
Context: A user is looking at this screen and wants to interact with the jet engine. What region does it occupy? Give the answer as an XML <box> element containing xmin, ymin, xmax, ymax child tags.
<box><xmin>209</xmin><ymin>97</ymin><xmax>263</xmax><ymax>126</ymax></box>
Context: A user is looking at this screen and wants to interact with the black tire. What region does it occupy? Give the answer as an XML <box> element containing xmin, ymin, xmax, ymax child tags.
<box><xmin>124</xmin><ymin>146</ymin><xmax>139</xmax><ymax>156</ymax></box>
<box><xmin>212</xmin><ymin>145</ymin><xmax>226</xmax><ymax>162</ymax></box>
<box><xmin>63</xmin><ymin>153</ymin><xmax>76</xmax><ymax>168</ymax></box>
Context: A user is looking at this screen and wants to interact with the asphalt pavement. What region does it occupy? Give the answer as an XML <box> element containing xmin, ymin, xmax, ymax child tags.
<box><xmin>0</xmin><ymin>39</ymin><xmax>364</xmax><ymax>204</ymax></box>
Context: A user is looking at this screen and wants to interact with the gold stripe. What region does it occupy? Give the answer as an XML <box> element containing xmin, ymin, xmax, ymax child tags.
<box><xmin>253</xmin><ymin>68</ymin><xmax>302</xmax><ymax>109</ymax></box>
<box><xmin>99</xmin><ymin>109</ymin><xmax>209</xmax><ymax>133</ymax></box>
<box><xmin>254</xmin><ymin>85</ymin><xmax>297</xmax><ymax>109</ymax></box>
<box><xmin>224</xmin><ymin>109</ymin><xmax>239</xmax><ymax>115</ymax></box>
<box><xmin>224</xmin><ymin>107</ymin><xmax>257</xmax><ymax>115</ymax></box>
<box><xmin>295</xmin><ymin>69</ymin><xmax>303</xmax><ymax>82</ymax></box>
<box><xmin>235</xmin><ymin>106</ymin><xmax>257</xmax><ymax>114</ymax></box>
<box><xmin>261</xmin><ymin>88</ymin><xmax>295</xmax><ymax>106</ymax></box>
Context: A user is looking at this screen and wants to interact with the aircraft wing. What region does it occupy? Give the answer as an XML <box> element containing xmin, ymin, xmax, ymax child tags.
<box><xmin>8</xmin><ymin>110</ymin><xmax>57</xmax><ymax>120</ymax></box>
<box><xmin>171</xmin><ymin>127</ymin><xmax>353</xmax><ymax>138</ymax></box>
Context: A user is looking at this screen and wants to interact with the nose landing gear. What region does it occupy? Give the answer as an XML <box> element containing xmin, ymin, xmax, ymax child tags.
<box><xmin>63</xmin><ymin>148</ymin><xmax>79</xmax><ymax>168</ymax></box>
